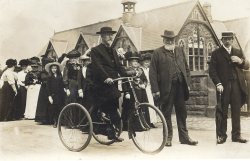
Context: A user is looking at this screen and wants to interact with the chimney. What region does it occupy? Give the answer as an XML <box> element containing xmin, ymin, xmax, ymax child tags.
<box><xmin>203</xmin><ymin>2</ymin><xmax>212</xmax><ymax>22</ymax></box>
<box><xmin>121</xmin><ymin>0</ymin><xmax>137</xmax><ymax>25</ymax></box>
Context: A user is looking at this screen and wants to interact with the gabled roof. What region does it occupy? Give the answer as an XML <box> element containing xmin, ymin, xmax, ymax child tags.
<box><xmin>223</xmin><ymin>17</ymin><xmax>249</xmax><ymax>50</ymax></box>
<box><xmin>130</xmin><ymin>0</ymin><xmax>198</xmax><ymax>50</ymax></box>
<box><xmin>79</xmin><ymin>33</ymin><xmax>100</xmax><ymax>49</ymax></box>
<box><xmin>121</xmin><ymin>25</ymin><xmax>142</xmax><ymax>51</ymax></box>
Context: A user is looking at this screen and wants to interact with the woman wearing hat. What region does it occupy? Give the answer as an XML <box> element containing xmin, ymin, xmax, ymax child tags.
<box><xmin>45</xmin><ymin>62</ymin><xmax>65</xmax><ymax>128</ymax></box>
<box><xmin>140</xmin><ymin>53</ymin><xmax>158</xmax><ymax>127</ymax></box>
<box><xmin>121</xmin><ymin>52</ymin><xmax>149</xmax><ymax>130</ymax></box>
<box><xmin>24</xmin><ymin>59</ymin><xmax>41</xmax><ymax>119</ymax></box>
<box><xmin>15</xmin><ymin>59</ymin><xmax>30</xmax><ymax>119</ymax></box>
<box><xmin>63</xmin><ymin>49</ymin><xmax>81</xmax><ymax>104</ymax></box>
<box><xmin>35</xmin><ymin>57</ymin><xmax>54</xmax><ymax>125</ymax></box>
<box><xmin>0</xmin><ymin>59</ymin><xmax>18</xmax><ymax>121</ymax></box>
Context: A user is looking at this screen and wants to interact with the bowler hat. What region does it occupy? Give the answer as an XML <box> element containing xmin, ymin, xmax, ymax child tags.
<box><xmin>161</xmin><ymin>30</ymin><xmax>176</xmax><ymax>38</ymax></box>
<box><xmin>221</xmin><ymin>31</ymin><xmax>235</xmax><ymax>38</ymax></box>
<box><xmin>67</xmin><ymin>49</ymin><xmax>81</xmax><ymax>58</ymax></box>
<box><xmin>96</xmin><ymin>27</ymin><xmax>117</xmax><ymax>35</ymax></box>
<box><xmin>126</xmin><ymin>51</ymin><xmax>140</xmax><ymax>60</ymax></box>
<box><xmin>45</xmin><ymin>62</ymin><xmax>63</xmax><ymax>73</ymax></box>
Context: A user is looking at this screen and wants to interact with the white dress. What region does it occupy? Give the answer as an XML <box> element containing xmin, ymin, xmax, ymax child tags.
<box><xmin>142</xmin><ymin>67</ymin><xmax>157</xmax><ymax>124</ymax></box>
<box><xmin>24</xmin><ymin>84</ymin><xmax>41</xmax><ymax>119</ymax></box>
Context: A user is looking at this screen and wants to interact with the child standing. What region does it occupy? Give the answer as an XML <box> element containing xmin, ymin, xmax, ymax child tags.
<box><xmin>45</xmin><ymin>62</ymin><xmax>65</xmax><ymax>128</ymax></box>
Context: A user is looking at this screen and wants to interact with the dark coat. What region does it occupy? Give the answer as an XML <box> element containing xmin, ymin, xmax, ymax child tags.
<box><xmin>149</xmin><ymin>46</ymin><xmax>191</xmax><ymax>103</ymax></box>
<box><xmin>209</xmin><ymin>46</ymin><xmax>249</xmax><ymax>104</ymax></box>
<box><xmin>90</xmin><ymin>43</ymin><xmax>127</xmax><ymax>104</ymax></box>
<box><xmin>46</xmin><ymin>74</ymin><xmax>65</xmax><ymax>106</ymax></box>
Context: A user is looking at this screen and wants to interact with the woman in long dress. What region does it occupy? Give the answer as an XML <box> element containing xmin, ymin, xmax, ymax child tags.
<box><xmin>24</xmin><ymin>61</ymin><xmax>41</xmax><ymax>119</ymax></box>
<box><xmin>140</xmin><ymin>53</ymin><xmax>158</xmax><ymax>125</ymax></box>
<box><xmin>0</xmin><ymin>59</ymin><xmax>18</xmax><ymax>121</ymax></box>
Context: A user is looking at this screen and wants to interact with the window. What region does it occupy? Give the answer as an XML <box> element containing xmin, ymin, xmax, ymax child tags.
<box><xmin>178</xmin><ymin>39</ymin><xmax>185</xmax><ymax>48</ymax></box>
<box><xmin>192</xmin><ymin>9</ymin><xmax>199</xmax><ymax>19</ymax></box>
<box><xmin>188</xmin><ymin>28</ymin><xmax>205</xmax><ymax>71</ymax></box>
<box><xmin>207</xmin><ymin>42</ymin><xmax>213</xmax><ymax>61</ymax></box>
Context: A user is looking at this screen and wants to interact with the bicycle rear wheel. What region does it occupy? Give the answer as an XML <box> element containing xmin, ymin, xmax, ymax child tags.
<box><xmin>92</xmin><ymin>109</ymin><xmax>123</xmax><ymax>145</ymax></box>
<box><xmin>58</xmin><ymin>103</ymin><xmax>93</xmax><ymax>152</ymax></box>
<box><xmin>128</xmin><ymin>103</ymin><xmax>167</xmax><ymax>154</ymax></box>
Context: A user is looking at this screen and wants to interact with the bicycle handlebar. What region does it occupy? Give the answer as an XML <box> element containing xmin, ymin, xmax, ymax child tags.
<box><xmin>113</xmin><ymin>76</ymin><xmax>138</xmax><ymax>82</ymax></box>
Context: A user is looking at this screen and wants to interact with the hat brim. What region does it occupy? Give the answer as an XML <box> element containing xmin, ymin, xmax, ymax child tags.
<box><xmin>161</xmin><ymin>35</ymin><xmax>176</xmax><ymax>38</ymax></box>
<box><xmin>128</xmin><ymin>57</ymin><xmax>140</xmax><ymax>60</ymax></box>
<box><xmin>45</xmin><ymin>62</ymin><xmax>63</xmax><ymax>73</ymax></box>
<box><xmin>96</xmin><ymin>31</ymin><xmax>117</xmax><ymax>34</ymax></box>
<box><xmin>66</xmin><ymin>53</ymin><xmax>81</xmax><ymax>58</ymax></box>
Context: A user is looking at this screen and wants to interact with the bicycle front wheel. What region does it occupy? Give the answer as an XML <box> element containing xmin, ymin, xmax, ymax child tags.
<box><xmin>128</xmin><ymin>103</ymin><xmax>167</xmax><ymax>154</ymax></box>
<box><xmin>58</xmin><ymin>103</ymin><xmax>93</xmax><ymax>152</ymax></box>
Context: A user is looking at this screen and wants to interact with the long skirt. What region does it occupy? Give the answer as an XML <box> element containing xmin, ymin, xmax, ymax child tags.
<box><xmin>35</xmin><ymin>83</ymin><xmax>50</xmax><ymax>124</ymax></box>
<box><xmin>24</xmin><ymin>84</ymin><xmax>41</xmax><ymax>119</ymax></box>
<box><xmin>15</xmin><ymin>86</ymin><xmax>27</xmax><ymax>119</ymax></box>
<box><xmin>0</xmin><ymin>82</ymin><xmax>16</xmax><ymax>121</ymax></box>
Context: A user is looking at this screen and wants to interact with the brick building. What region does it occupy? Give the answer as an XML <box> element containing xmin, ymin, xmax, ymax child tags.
<box><xmin>39</xmin><ymin>0</ymin><xmax>249</xmax><ymax>116</ymax></box>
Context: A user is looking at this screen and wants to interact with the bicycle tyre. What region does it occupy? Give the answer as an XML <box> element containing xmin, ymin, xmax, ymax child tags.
<box><xmin>58</xmin><ymin>103</ymin><xmax>93</xmax><ymax>152</ymax></box>
<box><xmin>128</xmin><ymin>103</ymin><xmax>167</xmax><ymax>154</ymax></box>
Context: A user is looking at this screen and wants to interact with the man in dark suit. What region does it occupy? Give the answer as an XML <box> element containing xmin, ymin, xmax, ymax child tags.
<box><xmin>149</xmin><ymin>30</ymin><xmax>198</xmax><ymax>147</ymax></box>
<box><xmin>90</xmin><ymin>26</ymin><xmax>128</xmax><ymax>142</ymax></box>
<box><xmin>209</xmin><ymin>31</ymin><xmax>249</xmax><ymax>144</ymax></box>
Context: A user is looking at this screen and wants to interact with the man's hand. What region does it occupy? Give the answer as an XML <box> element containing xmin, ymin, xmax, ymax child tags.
<box><xmin>216</xmin><ymin>84</ymin><xmax>224</xmax><ymax>93</ymax></box>
<box><xmin>48</xmin><ymin>96</ymin><xmax>53</xmax><ymax>104</ymax></box>
<box><xmin>104</xmin><ymin>78</ymin><xmax>114</xmax><ymax>85</ymax></box>
<box><xmin>231</xmin><ymin>56</ymin><xmax>243</xmax><ymax>64</ymax></box>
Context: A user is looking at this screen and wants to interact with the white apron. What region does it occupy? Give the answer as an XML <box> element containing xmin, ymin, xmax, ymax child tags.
<box><xmin>24</xmin><ymin>84</ymin><xmax>41</xmax><ymax>119</ymax></box>
<box><xmin>142</xmin><ymin>67</ymin><xmax>157</xmax><ymax>123</ymax></box>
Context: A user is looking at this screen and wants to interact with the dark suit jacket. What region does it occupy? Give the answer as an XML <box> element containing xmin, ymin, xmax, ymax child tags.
<box><xmin>90</xmin><ymin>43</ymin><xmax>127</xmax><ymax>103</ymax></box>
<box><xmin>209</xmin><ymin>46</ymin><xmax>249</xmax><ymax>104</ymax></box>
<box><xmin>149</xmin><ymin>46</ymin><xmax>190</xmax><ymax>103</ymax></box>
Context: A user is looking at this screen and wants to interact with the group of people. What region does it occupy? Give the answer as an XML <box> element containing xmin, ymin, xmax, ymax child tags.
<box><xmin>0</xmin><ymin>26</ymin><xmax>249</xmax><ymax>146</ymax></box>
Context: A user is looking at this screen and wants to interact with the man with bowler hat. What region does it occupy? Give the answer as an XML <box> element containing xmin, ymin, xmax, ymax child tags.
<box><xmin>209</xmin><ymin>31</ymin><xmax>249</xmax><ymax>144</ymax></box>
<box><xmin>149</xmin><ymin>30</ymin><xmax>198</xmax><ymax>146</ymax></box>
<box><xmin>90</xmin><ymin>26</ymin><xmax>131</xmax><ymax>142</ymax></box>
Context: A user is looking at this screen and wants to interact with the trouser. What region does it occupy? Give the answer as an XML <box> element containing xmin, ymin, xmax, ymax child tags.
<box><xmin>101</xmin><ymin>99</ymin><xmax>121</xmax><ymax>130</ymax></box>
<box><xmin>161</xmin><ymin>79</ymin><xmax>189</xmax><ymax>142</ymax></box>
<box><xmin>217</xmin><ymin>79</ymin><xmax>242</xmax><ymax>139</ymax></box>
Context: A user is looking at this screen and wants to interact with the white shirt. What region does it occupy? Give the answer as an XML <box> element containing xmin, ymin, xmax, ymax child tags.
<box><xmin>17</xmin><ymin>70</ymin><xmax>27</xmax><ymax>86</ymax></box>
<box><xmin>82</xmin><ymin>66</ymin><xmax>87</xmax><ymax>78</ymax></box>
<box><xmin>1</xmin><ymin>68</ymin><xmax>17</xmax><ymax>85</ymax></box>
<box><xmin>223</xmin><ymin>45</ymin><xmax>232</xmax><ymax>54</ymax></box>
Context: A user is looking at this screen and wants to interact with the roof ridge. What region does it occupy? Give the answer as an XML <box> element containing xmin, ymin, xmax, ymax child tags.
<box><xmin>223</xmin><ymin>17</ymin><xmax>249</xmax><ymax>22</ymax></box>
<box><xmin>54</xmin><ymin>0</ymin><xmax>196</xmax><ymax>35</ymax></box>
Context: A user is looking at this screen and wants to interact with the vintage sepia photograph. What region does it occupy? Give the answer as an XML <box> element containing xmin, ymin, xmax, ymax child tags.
<box><xmin>0</xmin><ymin>0</ymin><xmax>250</xmax><ymax>160</ymax></box>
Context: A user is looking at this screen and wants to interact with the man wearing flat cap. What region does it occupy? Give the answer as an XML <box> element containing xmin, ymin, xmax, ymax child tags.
<box><xmin>209</xmin><ymin>31</ymin><xmax>249</xmax><ymax>144</ymax></box>
<box><xmin>149</xmin><ymin>30</ymin><xmax>198</xmax><ymax>146</ymax></box>
<box><xmin>90</xmin><ymin>26</ymin><xmax>129</xmax><ymax>142</ymax></box>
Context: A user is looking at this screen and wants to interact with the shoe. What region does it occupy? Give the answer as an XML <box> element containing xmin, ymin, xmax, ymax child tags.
<box><xmin>181</xmin><ymin>138</ymin><xmax>198</xmax><ymax>145</ymax></box>
<box><xmin>165</xmin><ymin>140</ymin><xmax>172</xmax><ymax>147</ymax></box>
<box><xmin>53</xmin><ymin>122</ymin><xmax>57</xmax><ymax>128</ymax></box>
<box><xmin>232</xmin><ymin>137</ymin><xmax>248</xmax><ymax>143</ymax></box>
<box><xmin>150</xmin><ymin>123</ymin><xmax>157</xmax><ymax>128</ymax></box>
<box><xmin>113</xmin><ymin>136</ymin><xmax>124</xmax><ymax>142</ymax></box>
<box><xmin>217</xmin><ymin>136</ymin><xmax>227</xmax><ymax>144</ymax></box>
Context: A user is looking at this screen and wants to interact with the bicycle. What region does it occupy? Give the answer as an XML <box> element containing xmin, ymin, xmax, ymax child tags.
<box><xmin>58</xmin><ymin>76</ymin><xmax>167</xmax><ymax>154</ymax></box>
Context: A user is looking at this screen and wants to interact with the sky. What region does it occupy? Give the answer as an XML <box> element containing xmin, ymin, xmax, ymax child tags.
<box><xmin>0</xmin><ymin>0</ymin><xmax>250</xmax><ymax>66</ymax></box>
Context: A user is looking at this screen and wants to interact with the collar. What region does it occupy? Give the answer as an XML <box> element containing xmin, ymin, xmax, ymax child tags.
<box><xmin>223</xmin><ymin>45</ymin><xmax>232</xmax><ymax>54</ymax></box>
